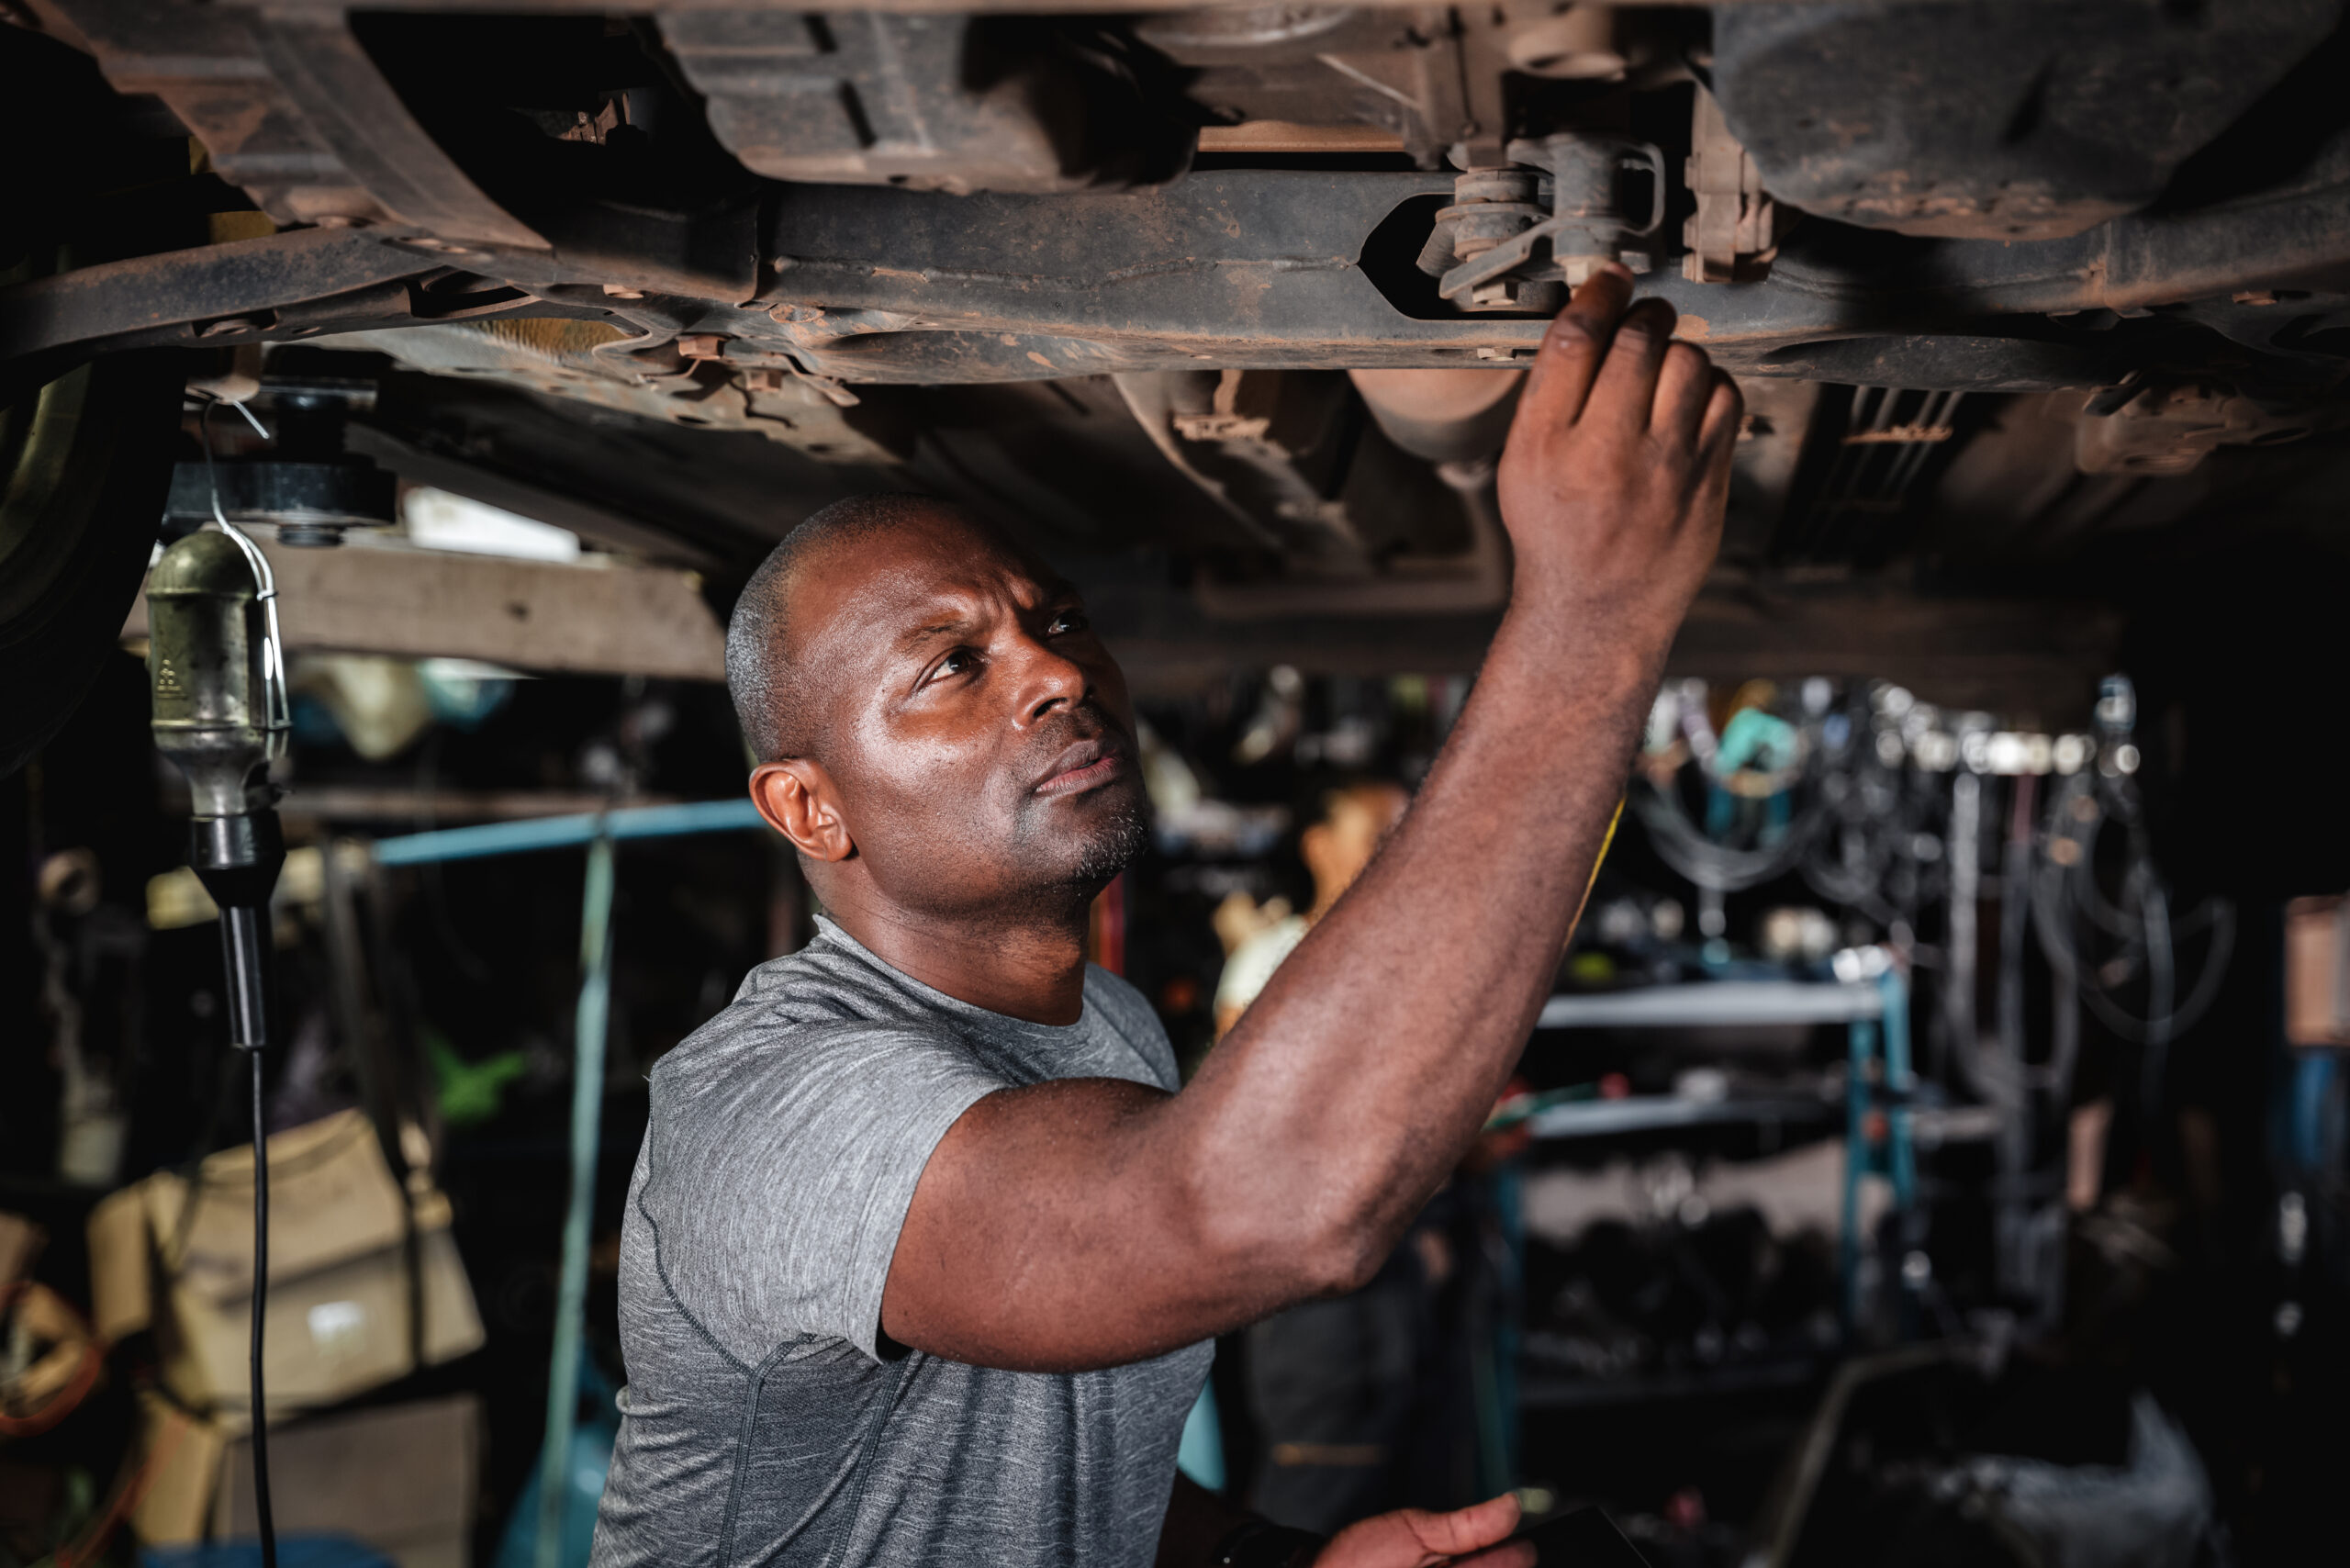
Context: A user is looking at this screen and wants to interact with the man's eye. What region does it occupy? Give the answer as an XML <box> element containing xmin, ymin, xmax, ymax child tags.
<box><xmin>1049</xmin><ymin>610</ymin><xmax>1090</xmax><ymax>635</ymax></box>
<box><xmin>934</xmin><ymin>649</ymin><xmax>976</xmax><ymax>680</ymax></box>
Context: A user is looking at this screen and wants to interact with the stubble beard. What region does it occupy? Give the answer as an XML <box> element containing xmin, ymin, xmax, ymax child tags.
<box><xmin>1003</xmin><ymin>779</ymin><xmax>1152</xmax><ymax>923</ymax></box>
<box><xmin>1069</xmin><ymin>788</ymin><xmax>1152</xmax><ymax>887</ymax></box>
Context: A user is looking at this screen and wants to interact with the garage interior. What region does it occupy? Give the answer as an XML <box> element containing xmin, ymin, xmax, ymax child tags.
<box><xmin>9</xmin><ymin>2</ymin><xmax>2350</xmax><ymax>1566</ymax></box>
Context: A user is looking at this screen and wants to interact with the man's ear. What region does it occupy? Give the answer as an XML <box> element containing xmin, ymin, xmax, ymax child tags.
<box><xmin>750</xmin><ymin>760</ymin><xmax>855</xmax><ymax>862</ymax></box>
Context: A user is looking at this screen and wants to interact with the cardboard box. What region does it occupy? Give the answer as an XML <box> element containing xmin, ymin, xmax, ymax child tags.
<box><xmin>88</xmin><ymin>1111</ymin><xmax>485</xmax><ymax>1428</ymax></box>
<box><xmin>129</xmin><ymin>1390</ymin><xmax>478</xmax><ymax>1568</ymax></box>
<box><xmin>214</xmin><ymin>1395</ymin><xmax>480</xmax><ymax>1568</ymax></box>
<box><xmin>129</xmin><ymin>1387</ymin><xmax>229</xmax><ymax>1546</ymax></box>
<box><xmin>0</xmin><ymin>1210</ymin><xmax>43</xmax><ymax>1286</ymax></box>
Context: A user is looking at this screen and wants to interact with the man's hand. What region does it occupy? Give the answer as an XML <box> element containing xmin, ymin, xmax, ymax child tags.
<box><xmin>1496</xmin><ymin>266</ymin><xmax>1740</xmax><ymax>649</ymax></box>
<box><xmin>1316</xmin><ymin>1494</ymin><xmax>1535</xmax><ymax>1568</ymax></box>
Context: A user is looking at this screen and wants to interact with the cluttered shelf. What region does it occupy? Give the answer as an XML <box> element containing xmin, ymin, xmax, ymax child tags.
<box><xmin>1525</xmin><ymin>1095</ymin><xmax>1836</xmax><ymax>1141</ymax></box>
<box><xmin>1513</xmin><ymin>981</ymin><xmax>1880</xmax><ymax>1144</ymax></box>
<box><xmin>1536</xmin><ymin>981</ymin><xmax>1883</xmax><ymax>1031</ymax></box>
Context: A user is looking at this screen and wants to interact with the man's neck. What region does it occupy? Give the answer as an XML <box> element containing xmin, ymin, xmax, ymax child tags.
<box><xmin>819</xmin><ymin>882</ymin><xmax>1092</xmax><ymax>1025</ymax></box>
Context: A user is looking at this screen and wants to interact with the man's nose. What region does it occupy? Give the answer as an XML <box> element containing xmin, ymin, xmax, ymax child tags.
<box><xmin>1009</xmin><ymin>635</ymin><xmax>1089</xmax><ymax>724</ymax></box>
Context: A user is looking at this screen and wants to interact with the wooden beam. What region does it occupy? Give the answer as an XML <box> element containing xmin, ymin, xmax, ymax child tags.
<box><xmin>123</xmin><ymin>540</ymin><xmax>727</xmax><ymax>682</ymax></box>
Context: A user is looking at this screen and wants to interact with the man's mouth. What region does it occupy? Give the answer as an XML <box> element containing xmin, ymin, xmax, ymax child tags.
<box><xmin>1033</xmin><ymin>735</ymin><xmax>1129</xmax><ymax>797</ymax></box>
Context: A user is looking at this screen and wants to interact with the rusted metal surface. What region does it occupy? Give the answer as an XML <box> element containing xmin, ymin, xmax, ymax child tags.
<box><xmin>14</xmin><ymin>0</ymin><xmax>2350</xmax><ymax>401</ymax></box>
<box><xmin>1135</xmin><ymin>6</ymin><xmax>1483</xmax><ymax>168</ymax></box>
<box><xmin>662</xmin><ymin>10</ymin><xmax>1189</xmax><ymax>194</ymax></box>
<box><xmin>34</xmin><ymin>0</ymin><xmax>541</xmax><ymax>243</ymax></box>
<box><xmin>1682</xmin><ymin>84</ymin><xmax>1779</xmax><ymax>285</ymax></box>
<box><xmin>30</xmin><ymin>0</ymin><xmax>383</xmax><ymax>229</ymax></box>
<box><xmin>1198</xmin><ymin>122</ymin><xmax>1407</xmax><ymax>152</ymax></box>
<box><xmin>0</xmin><ymin>229</ymin><xmax>434</xmax><ymax>362</ymax></box>
<box><xmin>15</xmin><ymin>156</ymin><xmax>2350</xmax><ymax>398</ymax></box>
<box><xmin>1711</xmin><ymin>0</ymin><xmax>2340</xmax><ymax>241</ymax></box>
<box><xmin>320</xmin><ymin>319</ymin><xmax>913</xmax><ymax>465</ymax></box>
<box><xmin>2072</xmin><ymin>376</ymin><xmax>2343</xmax><ymax>476</ymax></box>
<box><xmin>749</xmin><ymin>164</ymin><xmax>2350</xmax><ymax>389</ymax></box>
<box><xmin>248</xmin><ymin>16</ymin><xmax>546</xmax><ymax>246</ymax></box>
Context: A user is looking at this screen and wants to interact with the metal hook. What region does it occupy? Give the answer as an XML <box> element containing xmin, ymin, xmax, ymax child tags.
<box><xmin>196</xmin><ymin>398</ymin><xmax>292</xmax><ymax>756</ymax></box>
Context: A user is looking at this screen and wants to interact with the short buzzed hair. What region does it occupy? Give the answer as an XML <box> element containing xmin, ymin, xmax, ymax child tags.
<box><xmin>726</xmin><ymin>493</ymin><xmax>957</xmax><ymax>763</ymax></box>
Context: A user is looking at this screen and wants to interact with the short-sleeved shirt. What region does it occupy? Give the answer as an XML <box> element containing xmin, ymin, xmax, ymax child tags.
<box><xmin>591</xmin><ymin>917</ymin><xmax>1211</xmax><ymax>1568</ymax></box>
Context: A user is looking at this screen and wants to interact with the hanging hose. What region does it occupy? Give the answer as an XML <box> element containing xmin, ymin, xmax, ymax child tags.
<box><xmin>2029</xmin><ymin>777</ymin><xmax>2234</xmax><ymax>1049</ymax></box>
<box><xmin>1631</xmin><ymin>772</ymin><xmax>1828</xmax><ymax>893</ymax></box>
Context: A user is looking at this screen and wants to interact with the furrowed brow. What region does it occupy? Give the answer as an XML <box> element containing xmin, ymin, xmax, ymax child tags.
<box><xmin>895</xmin><ymin>607</ymin><xmax>984</xmax><ymax>652</ymax></box>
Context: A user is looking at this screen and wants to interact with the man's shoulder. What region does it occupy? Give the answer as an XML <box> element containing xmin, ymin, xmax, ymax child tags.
<box><xmin>1082</xmin><ymin>965</ymin><xmax>1180</xmax><ymax>1091</ymax></box>
<box><xmin>648</xmin><ymin>936</ymin><xmax>961</xmax><ymax>1095</ymax></box>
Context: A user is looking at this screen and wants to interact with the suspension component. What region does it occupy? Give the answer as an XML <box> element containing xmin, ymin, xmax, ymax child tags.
<box><xmin>1420</xmin><ymin>133</ymin><xmax>1665</xmax><ymax>311</ymax></box>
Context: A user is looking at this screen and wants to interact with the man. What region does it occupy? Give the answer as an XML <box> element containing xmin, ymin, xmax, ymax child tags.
<box><xmin>591</xmin><ymin>269</ymin><xmax>1738</xmax><ymax>1568</ymax></box>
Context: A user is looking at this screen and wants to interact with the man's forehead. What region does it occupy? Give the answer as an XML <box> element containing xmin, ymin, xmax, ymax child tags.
<box><xmin>783</xmin><ymin>510</ymin><xmax>1053</xmax><ymax>653</ymax></box>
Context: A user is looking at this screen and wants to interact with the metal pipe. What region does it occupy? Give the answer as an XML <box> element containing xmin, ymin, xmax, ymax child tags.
<box><xmin>535</xmin><ymin>830</ymin><xmax>618</xmax><ymax>1568</ymax></box>
<box><xmin>1945</xmin><ymin>772</ymin><xmax>1981</xmax><ymax>1093</ymax></box>
<box><xmin>373</xmin><ymin>797</ymin><xmax>765</xmax><ymax>866</ymax></box>
<box><xmin>1994</xmin><ymin>774</ymin><xmax>2034</xmax><ymax>1298</ymax></box>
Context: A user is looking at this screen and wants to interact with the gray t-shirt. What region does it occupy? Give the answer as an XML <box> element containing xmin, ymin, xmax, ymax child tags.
<box><xmin>592</xmin><ymin>917</ymin><xmax>1211</xmax><ymax>1568</ymax></box>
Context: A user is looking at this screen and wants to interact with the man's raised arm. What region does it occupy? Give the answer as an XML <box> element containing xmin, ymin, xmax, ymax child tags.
<box><xmin>882</xmin><ymin>269</ymin><xmax>1740</xmax><ymax>1372</ymax></box>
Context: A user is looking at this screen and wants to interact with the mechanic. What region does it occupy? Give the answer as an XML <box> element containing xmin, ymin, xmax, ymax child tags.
<box><xmin>589</xmin><ymin>268</ymin><xmax>1739</xmax><ymax>1568</ymax></box>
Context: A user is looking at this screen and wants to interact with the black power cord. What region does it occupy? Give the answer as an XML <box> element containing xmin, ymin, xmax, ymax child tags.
<box><xmin>247</xmin><ymin>1031</ymin><xmax>277</xmax><ymax>1568</ymax></box>
<box><xmin>162</xmin><ymin>401</ymin><xmax>285</xmax><ymax>1568</ymax></box>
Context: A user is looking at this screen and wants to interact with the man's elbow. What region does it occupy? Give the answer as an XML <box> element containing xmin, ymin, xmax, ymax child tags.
<box><xmin>1176</xmin><ymin>1148</ymin><xmax>1395</xmax><ymax>1305</ymax></box>
<box><xmin>1208</xmin><ymin>1199</ymin><xmax>1389</xmax><ymax>1302</ymax></box>
<box><xmin>1298</xmin><ymin>1220</ymin><xmax>1389</xmax><ymax>1296</ymax></box>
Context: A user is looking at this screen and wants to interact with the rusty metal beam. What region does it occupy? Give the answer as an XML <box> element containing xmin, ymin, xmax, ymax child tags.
<box><xmin>0</xmin><ymin>228</ymin><xmax>431</xmax><ymax>361</ymax></box>
<box><xmin>747</xmin><ymin>162</ymin><xmax>2350</xmax><ymax>389</ymax></box>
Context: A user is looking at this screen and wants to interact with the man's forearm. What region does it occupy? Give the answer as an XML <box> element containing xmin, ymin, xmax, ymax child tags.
<box><xmin>1171</xmin><ymin>276</ymin><xmax>1737</xmax><ymax>1288</ymax></box>
<box><xmin>1183</xmin><ymin>613</ymin><xmax>1664</xmax><ymax>1263</ymax></box>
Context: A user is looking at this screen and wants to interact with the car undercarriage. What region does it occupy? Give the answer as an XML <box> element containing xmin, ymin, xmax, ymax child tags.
<box><xmin>8</xmin><ymin>1</ymin><xmax>2350</xmax><ymax>763</ymax></box>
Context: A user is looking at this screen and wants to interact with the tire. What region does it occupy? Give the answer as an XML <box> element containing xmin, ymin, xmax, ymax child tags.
<box><xmin>1</xmin><ymin>27</ymin><xmax>193</xmax><ymax>777</ymax></box>
<box><xmin>0</xmin><ymin>351</ymin><xmax>184</xmax><ymax>777</ymax></box>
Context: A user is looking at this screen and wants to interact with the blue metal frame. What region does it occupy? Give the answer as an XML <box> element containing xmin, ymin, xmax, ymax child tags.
<box><xmin>366</xmin><ymin>799</ymin><xmax>772</xmax><ymax>1568</ymax></box>
<box><xmin>1840</xmin><ymin>968</ymin><xmax>1916</xmax><ymax>1327</ymax></box>
<box><xmin>374</xmin><ymin>798</ymin><xmax>766</xmax><ymax>867</ymax></box>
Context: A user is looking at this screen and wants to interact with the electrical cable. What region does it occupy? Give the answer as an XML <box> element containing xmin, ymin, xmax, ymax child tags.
<box><xmin>248</xmin><ymin>1044</ymin><xmax>276</xmax><ymax>1568</ymax></box>
<box><xmin>195</xmin><ymin>391</ymin><xmax>281</xmax><ymax>1568</ymax></box>
<box><xmin>2138</xmin><ymin>869</ymin><xmax>2174</xmax><ymax>1134</ymax></box>
<box><xmin>196</xmin><ymin>398</ymin><xmax>291</xmax><ymax>745</ymax></box>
